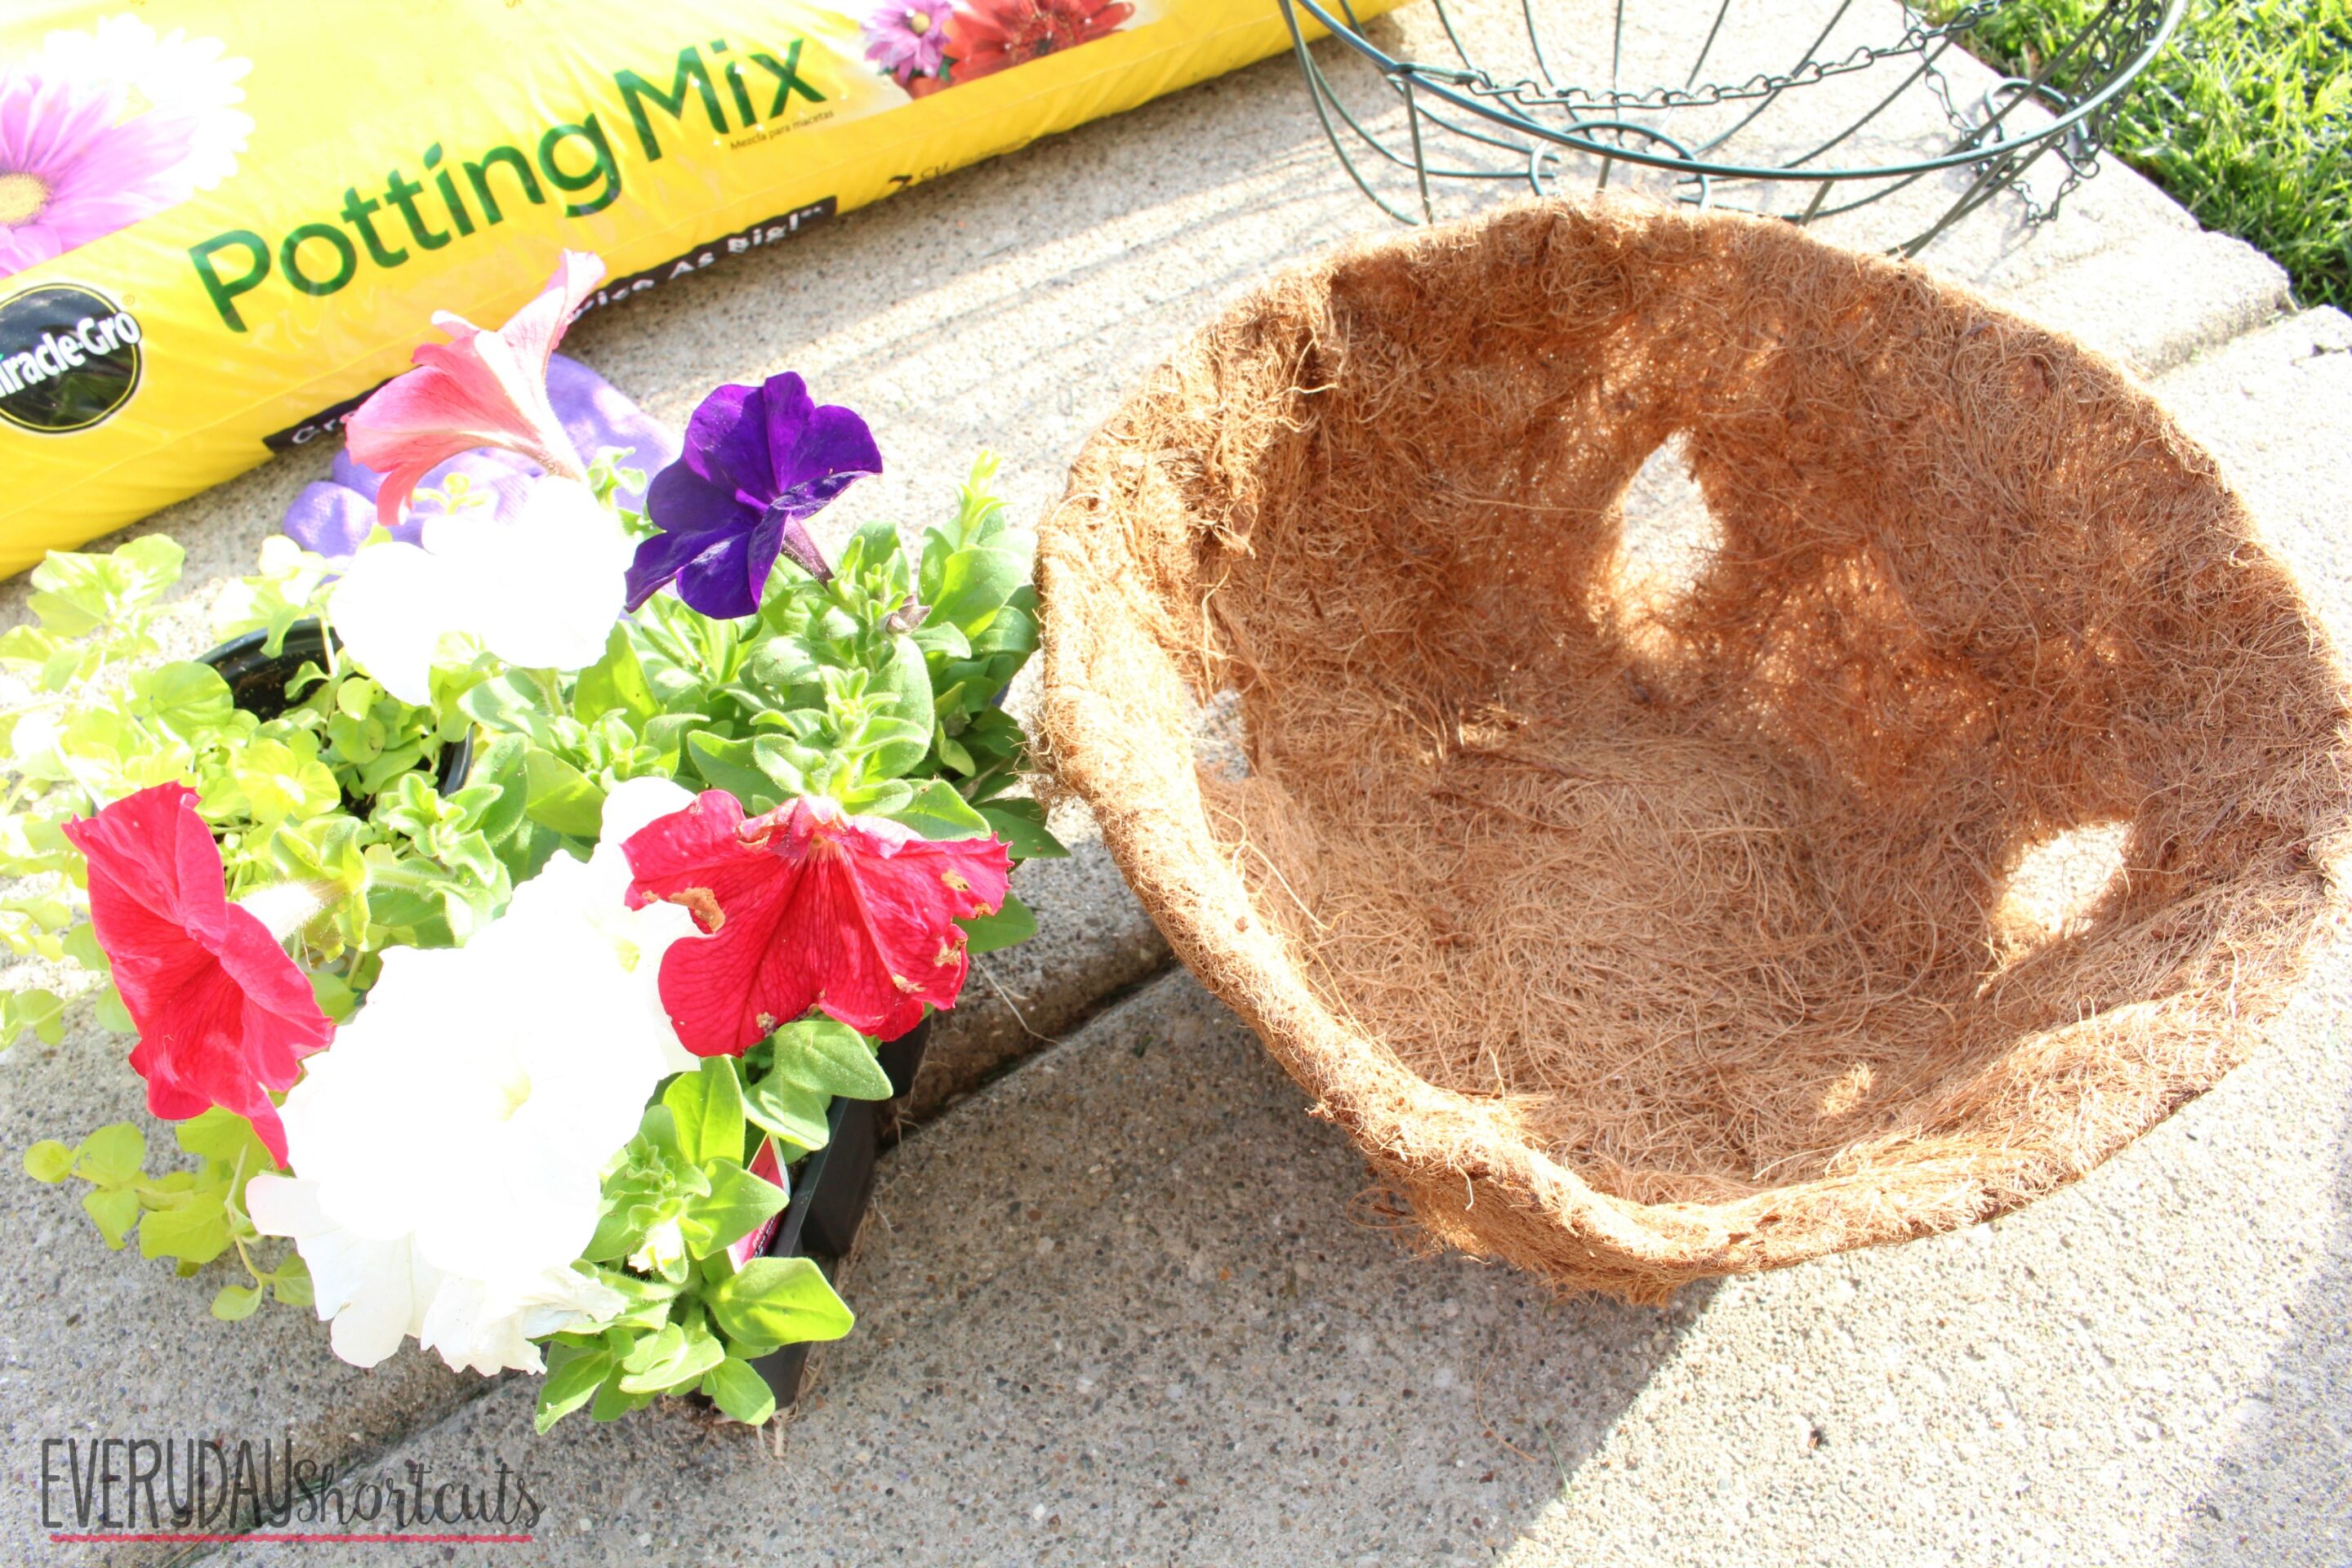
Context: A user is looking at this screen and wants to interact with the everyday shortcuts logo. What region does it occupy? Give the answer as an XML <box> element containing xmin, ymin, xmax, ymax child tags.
<box><xmin>38</xmin><ymin>1434</ymin><xmax>541</xmax><ymax>1547</ymax></box>
<box><xmin>0</xmin><ymin>283</ymin><xmax>144</xmax><ymax>434</ymax></box>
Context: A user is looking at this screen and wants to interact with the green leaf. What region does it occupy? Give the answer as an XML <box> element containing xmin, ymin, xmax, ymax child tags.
<box><xmin>958</xmin><ymin>891</ymin><xmax>1036</xmax><ymax>956</ymax></box>
<box><xmin>469</xmin><ymin>734</ymin><xmax>533</xmax><ymax>848</ymax></box>
<box><xmin>913</xmin><ymin>619</ymin><xmax>970</xmax><ymax>661</ymax></box>
<box><xmin>231</xmin><ymin>736</ymin><xmax>341</xmax><ymax>825</ymax></box>
<box><xmin>586</xmin><ymin>1267</ymin><xmax>680</xmax><ymax>1333</ymax></box>
<box><xmin>874</xmin><ymin>634</ymin><xmax>933</xmax><ymax>733</ymax></box>
<box><xmin>537</xmin><ymin>1344</ymin><xmax>616</xmax><ymax>1432</ymax></box>
<box><xmin>618</xmin><ymin>1321</ymin><xmax>684</xmax><ymax>1376</ymax></box>
<box><xmin>978</xmin><ymin>798</ymin><xmax>1068</xmax><ymax>860</ymax></box>
<box><xmin>138</xmin><ymin>1190</ymin><xmax>233</xmax><ymax>1267</ymax></box>
<box><xmin>131</xmin><ymin>663</ymin><xmax>237</xmax><ymax>739</ymax></box>
<box><xmin>969</xmin><ymin>600</ymin><xmax>1039</xmax><ymax>658</ymax></box>
<box><xmin>523</xmin><ymin>748</ymin><xmax>605</xmax><ymax>838</ymax></box>
<box><xmin>270</xmin><ymin>1257</ymin><xmax>314</xmax><ymax>1307</ymax></box>
<box><xmin>210</xmin><ymin>1284</ymin><xmax>263</xmax><ymax>1321</ymax></box>
<box><xmin>589</xmin><ymin>1357</ymin><xmax>659</xmax><ymax>1420</ymax></box>
<box><xmin>768</xmin><ymin>1018</ymin><xmax>894</xmax><ymax>1102</ymax></box>
<box><xmin>74</xmin><ymin>1122</ymin><xmax>146</xmax><ymax>1185</ymax></box>
<box><xmin>310</xmin><ymin>969</ymin><xmax>359</xmax><ymax>1022</ymax></box>
<box><xmin>703</xmin><ymin>1256</ymin><xmax>854</xmax><ymax>1349</ymax></box>
<box><xmin>91</xmin><ymin>984</ymin><xmax>134</xmax><ymax>1034</ymax></box>
<box><xmin>617</xmin><ymin>1318</ymin><xmax>725</xmax><ymax>1394</ymax></box>
<box><xmin>847</xmin><ymin>714</ymin><xmax>930</xmax><ymax>783</ymax></box>
<box><xmin>889</xmin><ymin>779</ymin><xmax>991</xmax><ymax>842</ymax></box>
<box><xmin>681</xmin><ymin>1158</ymin><xmax>789</xmax><ymax>1258</ymax></box>
<box><xmin>636</xmin><ymin>1102</ymin><xmax>686</xmax><ymax>1163</ymax></box>
<box><xmin>459</xmin><ymin>670</ymin><xmax>563</xmax><ymax>748</ymax></box>
<box><xmin>688</xmin><ymin>732</ymin><xmax>779</xmax><ymax>810</ymax></box>
<box><xmin>575</xmin><ymin>623</ymin><xmax>659</xmax><ymax>724</ymax></box>
<box><xmin>664</xmin><ymin>1055</ymin><xmax>746</xmax><ymax>1169</ymax></box>
<box><xmin>741</xmin><ymin>1071</ymin><xmax>831</xmax><ymax>1151</ymax></box>
<box><xmin>22</xmin><ymin>1140</ymin><xmax>74</xmax><ymax>1183</ymax></box>
<box><xmin>701</xmin><ymin>1356</ymin><xmax>779</xmax><ymax>1425</ymax></box>
<box><xmin>176</xmin><ymin>1107</ymin><xmax>274</xmax><ymax>1171</ymax></box>
<box><xmin>60</xmin><ymin>924</ymin><xmax>109</xmax><ymax>973</ymax></box>
<box><xmin>931</xmin><ymin>548</ymin><xmax>1027</xmax><ymax>637</ymax></box>
<box><xmin>82</xmin><ymin>1185</ymin><xmax>142</xmax><ymax>1250</ymax></box>
<box><xmin>2</xmin><ymin>987</ymin><xmax>67</xmax><ymax>1047</ymax></box>
<box><xmin>29</xmin><ymin>536</ymin><xmax>185</xmax><ymax>635</ymax></box>
<box><xmin>934</xmin><ymin>728</ymin><xmax>977</xmax><ymax>775</ymax></box>
<box><xmin>755</xmin><ymin>733</ymin><xmax>827</xmax><ymax>796</ymax></box>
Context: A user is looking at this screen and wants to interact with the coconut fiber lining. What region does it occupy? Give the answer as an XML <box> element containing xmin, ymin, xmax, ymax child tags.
<box><xmin>1035</xmin><ymin>197</ymin><xmax>2352</xmax><ymax>1301</ymax></box>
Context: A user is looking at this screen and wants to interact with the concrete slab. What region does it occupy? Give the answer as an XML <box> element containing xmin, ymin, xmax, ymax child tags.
<box><xmin>0</xmin><ymin>7</ymin><xmax>2332</xmax><ymax>1562</ymax></box>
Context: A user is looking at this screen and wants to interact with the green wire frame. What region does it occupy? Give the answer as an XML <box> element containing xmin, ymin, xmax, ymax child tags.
<box><xmin>1279</xmin><ymin>0</ymin><xmax>2186</xmax><ymax>255</ymax></box>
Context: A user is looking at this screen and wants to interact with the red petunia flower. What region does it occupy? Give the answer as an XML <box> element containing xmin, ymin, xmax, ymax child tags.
<box><xmin>945</xmin><ymin>0</ymin><xmax>1134</xmax><ymax>82</ymax></box>
<box><xmin>62</xmin><ymin>786</ymin><xmax>334</xmax><ymax>1165</ymax></box>
<box><xmin>622</xmin><ymin>791</ymin><xmax>1010</xmax><ymax>1054</ymax></box>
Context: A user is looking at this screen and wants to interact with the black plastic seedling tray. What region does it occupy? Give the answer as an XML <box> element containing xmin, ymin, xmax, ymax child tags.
<box><xmin>203</xmin><ymin>621</ymin><xmax>474</xmax><ymax>795</ymax></box>
<box><xmin>746</xmin><ymin>1016</ymin><xmax>930</xmax><ymax>1405</ymax></box>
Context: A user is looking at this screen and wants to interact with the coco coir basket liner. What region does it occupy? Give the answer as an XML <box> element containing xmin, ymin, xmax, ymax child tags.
<box><xmin>1035</xmin><ymin>198</ymin><xmax>2352</xmax><ymax>1301</ymax></box>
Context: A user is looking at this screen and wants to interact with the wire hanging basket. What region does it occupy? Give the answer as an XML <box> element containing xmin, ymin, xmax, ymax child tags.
<box><xmin>1279</xmin><ymin>0</ymin><xmax>2185</xmax><ymax>255</ymax></box>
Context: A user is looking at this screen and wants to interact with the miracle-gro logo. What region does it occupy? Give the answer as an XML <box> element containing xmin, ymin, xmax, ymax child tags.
<box><xmin>39</xmin><ymin>1435</ymin><xmax>542</xmax><ymax>1544</ymax></box>
<box><xmin>185</xmin><ymin>38</ymin><xmax>826</xmax><ymax>332</ymax></box>
<box><xmin>0</xmin><ymin>283</ymin><xmax>144</xmax><ymax>435</ymax></box>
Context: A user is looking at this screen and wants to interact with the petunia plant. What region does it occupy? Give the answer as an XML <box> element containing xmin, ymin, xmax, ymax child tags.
<box><xmin>6</xmin><ymin>251</ymin><xmax>1062</xmax><ymax>1429</ymax></box>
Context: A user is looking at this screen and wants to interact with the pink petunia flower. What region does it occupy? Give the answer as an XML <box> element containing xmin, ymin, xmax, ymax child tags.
<box><xmin>0</xmin><ymin>69</ymin><xmax>201</xmax><ymax>278</ymax></box>
<box><xmin>622</xmin><ymin>791</ymin><xmax>1011</xmax><ymax>1053</ymax></box>
<box><xmin>862</xmin><ymin>0</ymin><xmax>957</xmax><ymax>86</ymax></box>
<box><xmin>345</xmin><ymin>251</ymin><xmax>605</xmax><ymax>527</ymax></box>
<box><xmin>62</xmin><ymin>785</ymin><xmax>336</xmax><ymax>1165</ymax></box>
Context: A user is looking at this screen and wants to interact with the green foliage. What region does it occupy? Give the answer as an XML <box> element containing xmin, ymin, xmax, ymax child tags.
<box><xmin>1954</xmin><ymin>0</ymin><xmax>2350</xmax><ymax>308</ymax></box>
<box><xmin>22</xmin><ymin>1110</ymin><xmax>309</xmax><ymax>1313</ymax></box>
<box><xmin>543</xmin><ymin>1049</ymin><xmax>876</xmax><ymax>1431</ymax></box>
<box><xmin>12</xmin><ymin>451</ymin><xmax>1051</xmax><ymax>1421</ymax></box>
<box><xmin>0</xmin><ymin>533</ymin><xmax>537</xmax><ymax>1047</ymax></box>
<box><xmin>492</xmin><ymin>451</ymin><xmax>1066</xmax><ymax>866</ymax></box>
<box><xmin>742</xmin><ymin>1018</ymin><xmax>897</xmax><ymax>1151</ymax></box>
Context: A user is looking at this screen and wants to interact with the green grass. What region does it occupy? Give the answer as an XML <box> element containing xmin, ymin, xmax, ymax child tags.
<box><xmin>1959</xmin><ymin>0</ymin><xmax>2351</xmax><ymax>308</ymax></box>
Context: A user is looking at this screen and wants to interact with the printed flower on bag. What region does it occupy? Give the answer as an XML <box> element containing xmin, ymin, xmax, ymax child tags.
<box><xmin>35</xmin><ymin>14</ymin><xmax>253</xmax><ymax>189</ymax></box>
<box><xmin>626</xmin><ymin>372</ymin><xmax>883</xmax><ymax>620</ymax></box>
<box><xmin>345</xmin><ymin>251</ymin><xmax>605</xmax><ymax>525</ymax></box>
<box><xmin>624</xmin><ymin>791</ymin><xmax>1012</xmax><ymax>1053</ymax></box>
<box><xmin>946</xmin><ymin>0</ymin><xmax>1134</xmax><ymax>82</ymax></box>
<box><xmin>60</xmin><ymin>785</ymin><xmax>333</xmax><ymax>1165</ymax></box>
<box><xmin>0</xmin><ymin>15</ymin><xmax>252</xmax><ymax>277</ymax></box>
<box><xmin>863</xmin><ymin>0</ymin><xmax>957</xmax><ymax>87</ymax></box>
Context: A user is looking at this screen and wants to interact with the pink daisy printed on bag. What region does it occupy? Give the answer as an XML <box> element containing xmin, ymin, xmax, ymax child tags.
<box><xmin>0</xmin><ymin>14</ymin><xmax>253</xmax><ymax>278</ymax></box>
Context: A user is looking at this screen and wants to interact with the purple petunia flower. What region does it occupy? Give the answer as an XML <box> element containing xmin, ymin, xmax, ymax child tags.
<box><xmin>624</xmin><ymin>372</ymin><xmax>882</xmax><ymax>620</ymax></box>
<box><xmin>0</xmin><ymin>69</ymin><xmax>200</xmax><ymax>278</ymax></box>
<box><xmin>281</xmin><ymin>353</ymin><xmax>681</xmax><ymax>560</ymax></box>
<box><xmin>862</xmin><ymin>0</ymin><xmax>956</xmax><ymax>86</ymax></box>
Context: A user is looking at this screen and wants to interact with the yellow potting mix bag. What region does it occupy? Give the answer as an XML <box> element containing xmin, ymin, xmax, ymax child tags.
<box><xmin>0</xmin><ymin>0</ymin><xmax>1379</xmax><ymax>574</ymax></box>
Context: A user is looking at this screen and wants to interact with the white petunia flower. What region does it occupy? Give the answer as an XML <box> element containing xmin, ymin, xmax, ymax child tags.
<box><xmin>328</xmin><ymin>475</ymin><xmax>630</xmax><ymax>706</ymax></box>
<box><xmin>249</xmin><ymin>777</ymin><xmax>698</xmax><ymax>1374</ymax></box>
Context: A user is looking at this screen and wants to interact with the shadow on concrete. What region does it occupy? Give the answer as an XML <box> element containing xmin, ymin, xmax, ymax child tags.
<box><xmin>2168</xmin><ymin>1056</ymin><xmax>2352</xmax><ymax>1568</ymax></box>
<box><xmin>707</xmin><ymin>971</ymin><xmax>1702</xmax><ymax>1565</ymax></box>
